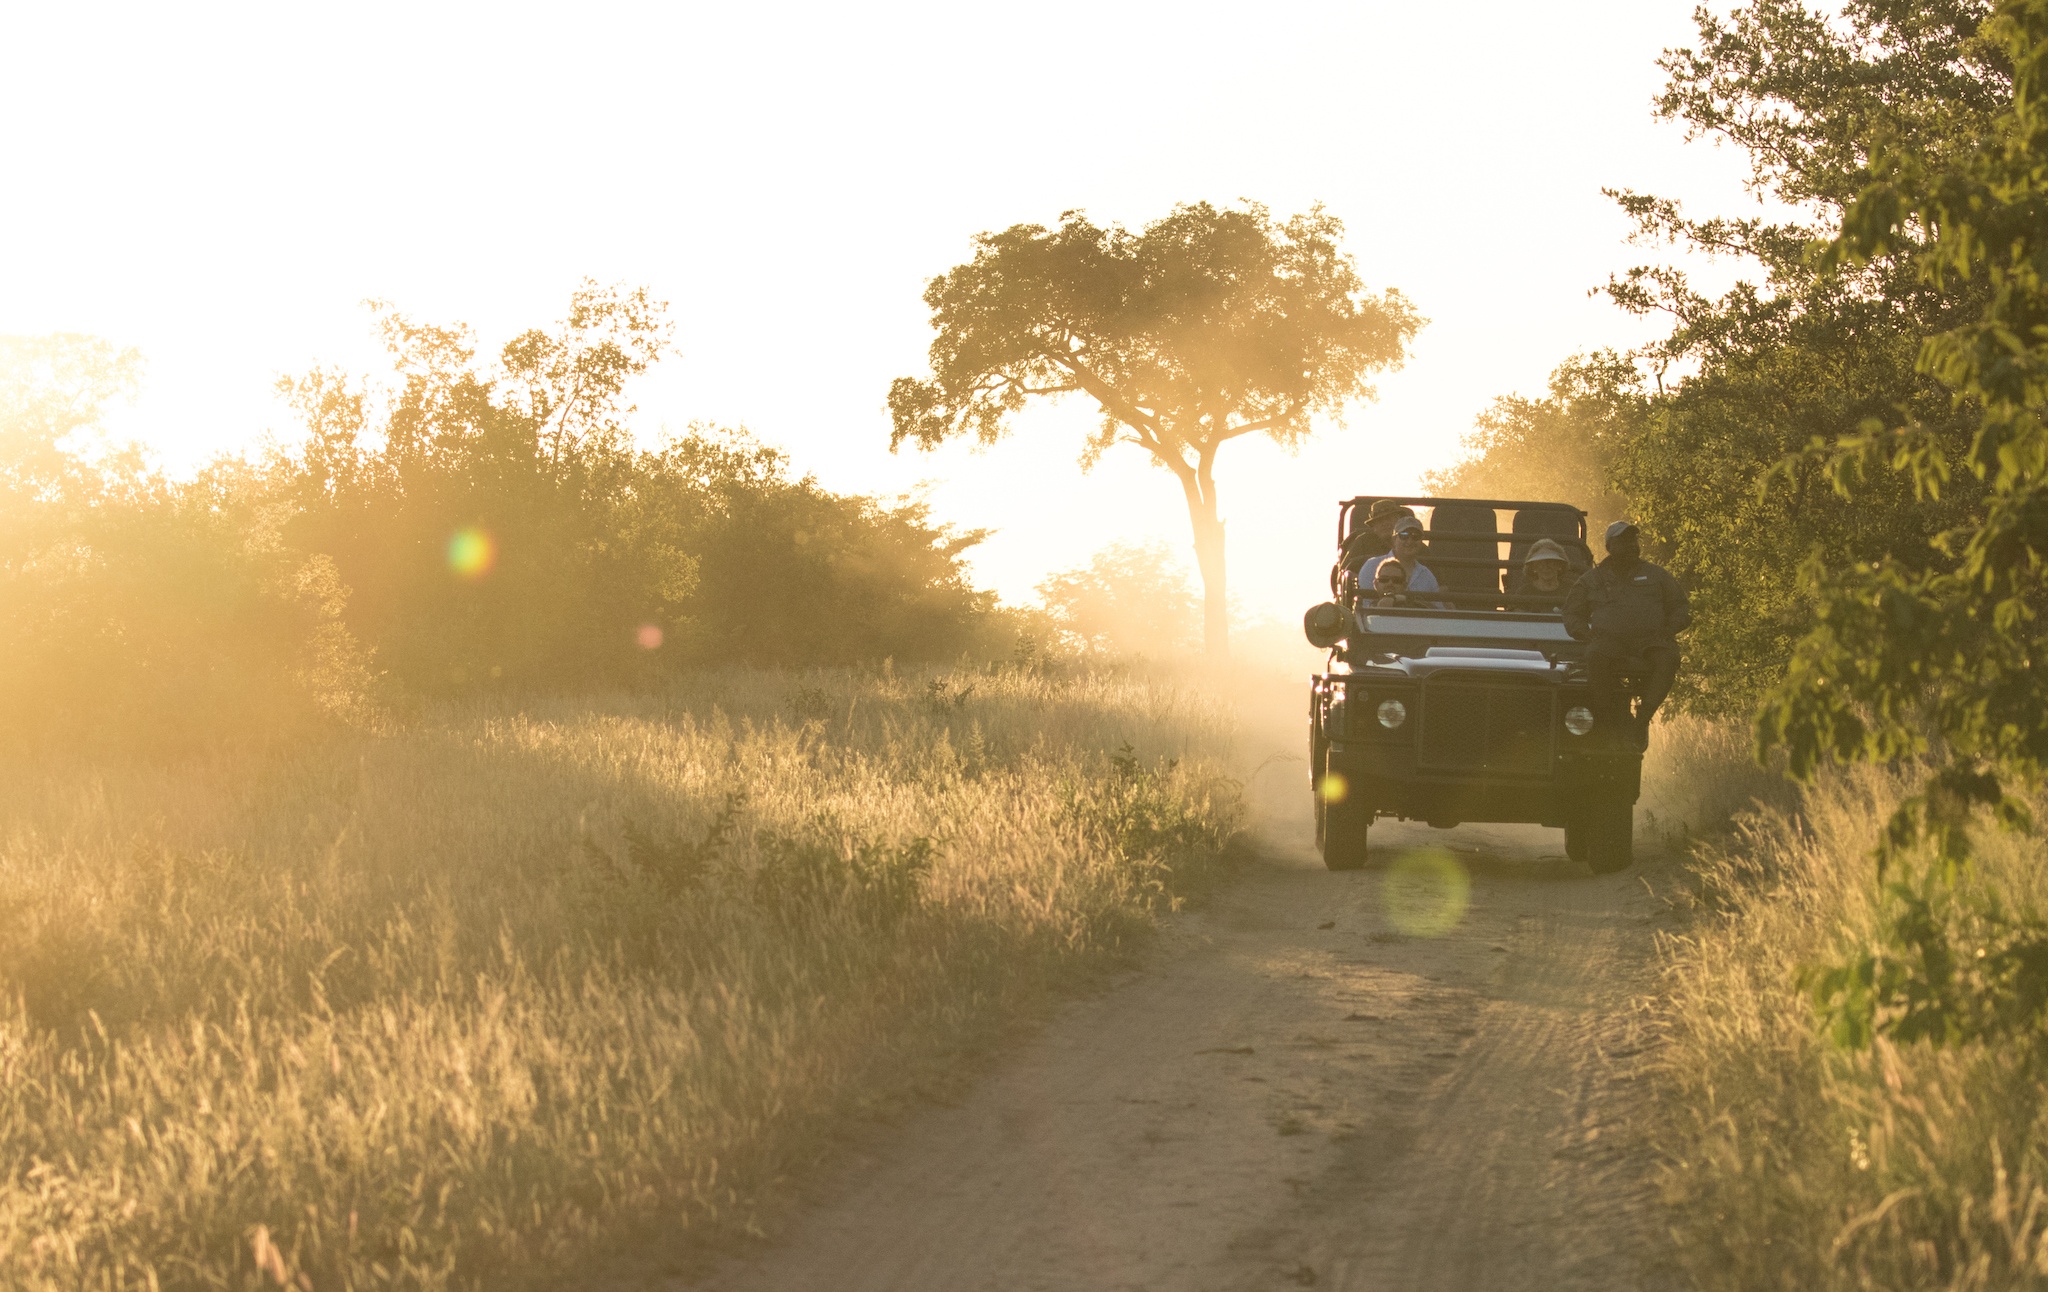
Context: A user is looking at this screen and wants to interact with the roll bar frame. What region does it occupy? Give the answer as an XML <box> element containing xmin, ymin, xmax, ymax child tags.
<box><xmin>1335</xmin><ymin>495</ymin><xmax>1592</xmax><ymax>619</ymax></box>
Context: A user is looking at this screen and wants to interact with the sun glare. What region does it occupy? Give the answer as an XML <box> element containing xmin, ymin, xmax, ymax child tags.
<box><xmin>447</xmin><ymin>527</ymin><xmax>497</xmax><ymax>580</ymax></box>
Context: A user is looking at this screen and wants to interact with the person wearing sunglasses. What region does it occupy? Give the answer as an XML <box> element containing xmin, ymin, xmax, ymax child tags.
<box><xmin>1335</xmin><ymin>498</ymin><xmax>1418</xmax><ymax>600</ymax></box>
<box><xmin>1359</xmin><ymin>517</ymin><xmax>1442</xmax><ymax>606</ymax></box>
<box><xmin>1368</xmin><ymin>556</ymin><xmax>1419</xmax><ymax>606</ymax></box>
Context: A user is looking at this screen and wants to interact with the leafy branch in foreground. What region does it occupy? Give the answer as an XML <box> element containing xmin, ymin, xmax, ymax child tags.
<box><xmin>1761</xmin><ymin>0</ymin><xmax>2048</xmax><ymax>1047</ymax></box>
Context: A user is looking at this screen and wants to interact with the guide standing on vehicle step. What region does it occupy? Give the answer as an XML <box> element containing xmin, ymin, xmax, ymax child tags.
<box><xmin>1563</xmin><ymin>521</ymin><xmax>1689</xmax><ymax>750</ymax></box>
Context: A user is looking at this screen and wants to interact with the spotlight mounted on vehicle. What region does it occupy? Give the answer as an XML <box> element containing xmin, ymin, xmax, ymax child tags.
<box><xmin>1564</xmin><ymin>705</ymin><xmax>1594</xmax><ymax>736</ymax></box>
<box><xmin>1376</xmin><ymin>699</ymin><xmax>1408</xmax><ymax>729</ymax></box>
<box><xmin>1303</xmin><ymin>601</ymin><xmax>1350</xmax><ymax>649</ymax></box>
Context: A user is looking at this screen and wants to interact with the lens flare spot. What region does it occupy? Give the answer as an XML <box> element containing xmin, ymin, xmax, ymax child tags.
<box><xmin>447</xmin><ymin>527</ymin><xmax>497</xmax><ymax>579</ymax></box>
<box><xmin>1384</xmin><ymin>848</ymin><xmax>1471</xmax><ymax>937</ymax></box>
<box><xmin>636</xmin><ymin>623</ymin><xmax>664</xmax><ymax>650</ymax></box>
<box><xmin>1318</xmin><ymin>772</ymin><xmax>1348</xmax><ymax>804</ymax></box>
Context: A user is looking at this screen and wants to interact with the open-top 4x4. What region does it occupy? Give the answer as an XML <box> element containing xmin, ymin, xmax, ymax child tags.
<box><xmin>1304</xmin><ymin>495</ymin><xmax>1642</xmax><ymax>874</ymax></box>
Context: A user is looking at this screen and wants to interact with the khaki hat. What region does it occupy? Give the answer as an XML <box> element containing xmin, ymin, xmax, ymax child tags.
<box><xmin>1366</xmin><ymin>498</ymin><xmax>1416</xmax><ymax>525</ymax></box>
<box><xmin>1524</xmin><ymin>537</ymin><xmax>1570</xmax><ymax>567</ymax></box>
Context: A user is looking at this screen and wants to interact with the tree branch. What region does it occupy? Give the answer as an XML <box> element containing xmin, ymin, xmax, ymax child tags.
<box><xmin>1212</xmin><ymin>410</ymin><xmax>1293</xmax><ymax>444</ymax></box>
<box><xmin>1047</xmin><ymin>351</ymin><xmax>1163</xmax><ymax>442</ymax></box>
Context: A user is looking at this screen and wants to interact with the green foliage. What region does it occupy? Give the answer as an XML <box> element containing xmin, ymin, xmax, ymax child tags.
<box><xmin>583</xmin><ymin>791</ymin><xmax>748</xmax><ymax>896</ymax></box>
<box><xmin>1595</xmin><ymin>1</ymin><xmax>2006</xmax><ymax>715</ymax></box>
<box><xmin>1805</xmin><ymin>853</ymin><xmax>2048</xmax><ymax>1050</ymax></box>
<box><xmin>1758</xmin><ymin>0</ymin><xmax>2048</xmax><ymax>1050</ymax></box>
<box><xmin>1653</xmin><ymin>763</ymin><xmax>2048</xmax><ymax>1289</ymax></box>
<box><xmin>890</xmin><ymin>201</ymin><xmax>1420</xmax><ymax>653</ymax></box>
<box><xmin>1089</xmin><ymin>742</ymin><xmax>1224</xmax><ymax>869</ymax></box>
<box><xmin>1762</xmin><ymin>0</ymin><xmax>2048</xmax><ymax>795</ymax></box>
<box><xmin>1430</xmin><ymin>0</ymin><xmax>2004</xmax><ymax>717</ymax></box>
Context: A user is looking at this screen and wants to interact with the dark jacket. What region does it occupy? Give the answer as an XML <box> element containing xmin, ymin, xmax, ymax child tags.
<box><xmin>1563</xmin><ymin>557</ymin><xmax>1690</xmax><ymax>644</ymax></box>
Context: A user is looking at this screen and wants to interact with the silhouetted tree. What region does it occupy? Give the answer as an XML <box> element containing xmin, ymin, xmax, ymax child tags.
<box><xmin>890</xmin><ymin>202</ymin><xmax>1420</xmax><ymax>656</ymax></box>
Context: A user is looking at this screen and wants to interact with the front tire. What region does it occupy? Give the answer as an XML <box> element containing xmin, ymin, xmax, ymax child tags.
<box><xmin>1582</xmin><ymin>796</ymin><xmax>1634</xmax><ymax>874</ymax></box>
<box><xmin>1315</xmin><ymin>750</ymin><xmax>1370</xmax><ymax>871</ymax></box>
<box><xmin>1321</xmin><ymin>796</ymin><xmax>1370</xmax><ymax>870</ymax></box>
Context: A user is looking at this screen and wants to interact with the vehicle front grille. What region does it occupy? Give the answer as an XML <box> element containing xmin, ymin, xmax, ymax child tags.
<box><xmin>1417</xmin><ymin>683</ymin><xmax>1554</xmax><ymax>776</ymax></box>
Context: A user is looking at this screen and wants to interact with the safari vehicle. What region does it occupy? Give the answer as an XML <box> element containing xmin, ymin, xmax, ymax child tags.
<box><xmin>1303</xmin><ymin>495</ymin><xmax>1642</xmax><ymax>875</ymax></box>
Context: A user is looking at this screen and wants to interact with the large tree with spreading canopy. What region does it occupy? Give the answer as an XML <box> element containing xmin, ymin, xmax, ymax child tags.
<box><xmin>889</xmin><ymin>201</ymin><xmax>1421</xmax><ymax>656</ymax></box>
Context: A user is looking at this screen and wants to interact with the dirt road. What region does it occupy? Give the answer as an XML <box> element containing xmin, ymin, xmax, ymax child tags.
<box><xmin>692</xmin><ymin>796</ymin><xmax>1680</xmax><ymax>1291</ymax></box>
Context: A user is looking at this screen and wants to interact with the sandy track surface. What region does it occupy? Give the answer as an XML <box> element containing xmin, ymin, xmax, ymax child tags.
<box><xmin>688</xmin><ymin>808</ymin><xmax>1680</xmax><ymax>1292</ymax></box>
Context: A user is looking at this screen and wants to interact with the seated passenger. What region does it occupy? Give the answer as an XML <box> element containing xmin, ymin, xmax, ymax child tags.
<box><xmin>1509</xmin><ymin>538</ymin><xmax>1572</xmax><ymax>611</ymax></box>
<box><xmin>1368</xmin><ymin>557</ymin><xmax>1419</xmax><ymax>606</ymax></box>
<box><xmin>1360</xmin><ymin>517</ymin><xmax>1442</xmax><ymax>603</ymax></box>
<box><xmin>1335</xmin><ymin>499</ymin><xmax>1418</xmax><ymax>599</ymax></box>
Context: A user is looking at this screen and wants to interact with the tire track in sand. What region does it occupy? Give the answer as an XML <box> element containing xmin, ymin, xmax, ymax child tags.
<box><xmin>681</xmin><ymin>812</ymin><xmax>1682</xmax><ymax>1291</ymax></box>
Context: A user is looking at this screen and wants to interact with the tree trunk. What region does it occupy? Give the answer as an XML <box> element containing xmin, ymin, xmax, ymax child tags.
<box><xmin>1187</xmin><ymin>497</ymin><xmax>1228</xmax><ymax>659</ymax></box>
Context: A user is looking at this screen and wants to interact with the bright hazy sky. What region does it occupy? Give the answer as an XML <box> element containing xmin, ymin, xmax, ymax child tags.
<box><xmin>2</xmin><ymin>1</ymin><xmax>1756</xmax><ymax>623</ymax></box>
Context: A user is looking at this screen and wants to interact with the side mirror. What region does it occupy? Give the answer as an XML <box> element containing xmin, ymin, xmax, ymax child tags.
<box><xmin>1303</xmin><ymin>601</ymin><xmax>1350</xmax><ymax>649</ymax></box>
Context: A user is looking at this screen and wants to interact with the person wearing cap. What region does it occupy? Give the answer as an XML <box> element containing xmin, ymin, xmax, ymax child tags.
<box><xmin>1360</xmin><ymin>516</ymin><xmax>1443</xmax><ymax>604</ymax></box>
<box><xmin>1564</xmin><ymin>521</ymin><xmax>1689</xmax><ymax>748</ymax></box>
<box><xmin>1510</xmin><ymin>537</ymin><xmax>1574</xmax><ymax>612</ymax></box>
<box><xmin>1335</xmin><ymin>499</ymin><xmax>1419</xmax><ymax>598</ymax></box>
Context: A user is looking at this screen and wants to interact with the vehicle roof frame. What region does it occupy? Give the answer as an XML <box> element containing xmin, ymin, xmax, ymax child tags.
<box><xmin>1338</xmin><ymin>495</ymin><xmax>1588</xmax><ymax>546</ymax></box>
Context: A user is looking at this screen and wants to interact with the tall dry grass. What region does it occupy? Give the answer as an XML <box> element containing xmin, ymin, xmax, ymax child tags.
<box><xmin>1649</xmin><ymin>748</ymin><xmax>2048</xmax><ymax>1289</ymax></box>
<box><xmin>1638</xmin><ymin>714</ymin><xmax>1795</xmax><ymax>845</ymax></box>
<box><xmin>0</xmin><ymin>664</ymin><xmax>1243</xmax><ymax>1290</ymax></box>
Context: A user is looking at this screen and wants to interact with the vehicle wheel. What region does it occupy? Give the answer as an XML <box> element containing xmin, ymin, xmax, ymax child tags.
<box><xmin>1563</xmin><ymin>815</ymin><xmax>1588</xmax><ymax>864</ymax></box>
<box><xmin>1318</xmin><ymin>753</ymin><xmax>1368</xmax><ymax>876</ymax></box>
<box><xmin>1321</xmin><ymin>796</ymin><xmax>1370</xmax><ymax>871</ymax></box>
<box><xmin>1583</xmin><ymin>796</ymin><xmax>1634</xmax><ymax>874</ymax></box>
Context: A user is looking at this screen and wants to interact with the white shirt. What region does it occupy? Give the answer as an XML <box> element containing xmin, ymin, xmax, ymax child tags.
<box><xmin>1359</xmin><ymin>555</ymin><xmax>1440</xmax><ymax>593</ymax></box>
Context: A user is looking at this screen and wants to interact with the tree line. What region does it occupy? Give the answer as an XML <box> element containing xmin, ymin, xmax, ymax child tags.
<box><xmin>1431</xmin><ymin>0</ymin><xmax>2006</xmax><ymax>720</ymax></box>
<box><xmin>1438</xmin><ymin>0</ymin><xmax>2048</xmax><ymax>1046</ymax></box>
<box><xmin>0</xmin><ymin>288</ymin><xmax>999</xmax><ymax>748</ymax></box>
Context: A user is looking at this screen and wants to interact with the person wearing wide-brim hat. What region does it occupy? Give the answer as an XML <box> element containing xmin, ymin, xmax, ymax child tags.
<box><xmin>1509</xmin><ymin>536</ymin><xmax>1574</xmax><ymax>611</ymax></box>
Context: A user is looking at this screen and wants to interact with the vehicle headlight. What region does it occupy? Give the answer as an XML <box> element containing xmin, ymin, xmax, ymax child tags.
<box><xmin>1326</xmin><ymin>699</ymin><xmax>1347</xmax><ymax>738</ymax></box>
<box><xmin>1377</xmin><ymin>699</ymin><xmax>1408</xmax><ymax>729</ymax></box>
<box><xmin>1564</xmin><ymin>705</ymin><xmax>1595</xmax><ymax>736</ymax></box>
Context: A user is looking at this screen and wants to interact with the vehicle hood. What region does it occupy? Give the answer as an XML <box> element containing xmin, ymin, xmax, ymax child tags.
<box><xmin>1372</xmin><ymin>647</ymin><xmax>1564</xmax><ymax>681</ymax></box>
